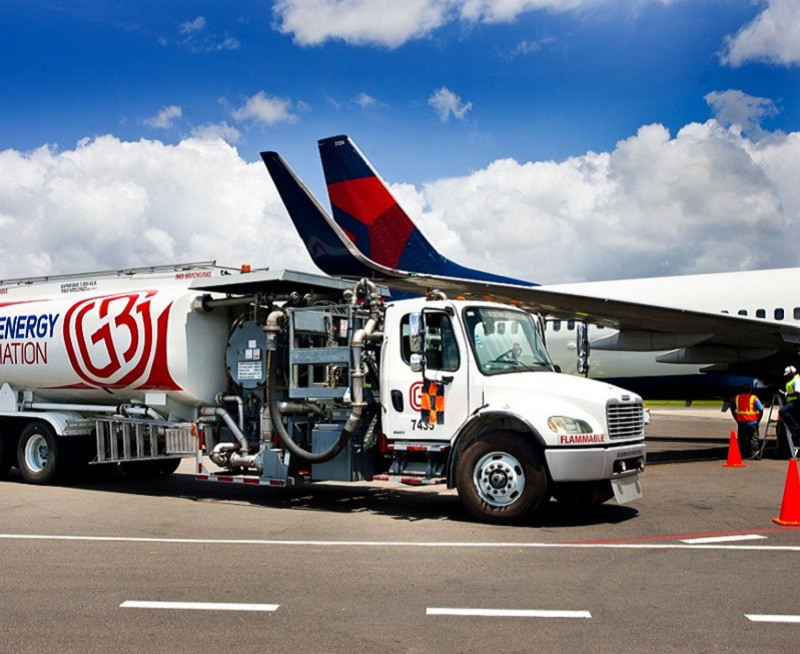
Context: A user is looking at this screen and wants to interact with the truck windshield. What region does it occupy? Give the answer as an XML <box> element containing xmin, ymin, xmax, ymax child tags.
<box><xmin>462</xmin><ymin>306</ymin><xmax>554</xmax><ymax>375</ymax></box>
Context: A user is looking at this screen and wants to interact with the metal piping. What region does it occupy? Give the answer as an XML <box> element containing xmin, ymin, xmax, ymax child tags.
<box><xmin>198</xmin><ymin>406</ymin><xmax>249</xmax><ymax>454</ymax></box>
<box><xmin>264</xmin><ymin>309</ymin><xmax>287</xmax><ymax>350</ymax></box>
<box><xmin>216</xmin><ymin>394</ymin><xmax>244</xmax><ymax>433</ymax></box>
<box><xmin>343</xmin><ymin>277</ymin><xmax>383</xmax><ymax>434</ymax></box>
<box><xmin>24</xmin><ymin>402</ymin><xmax>119</xmax><ymax>413</ymax></box>
<box><xmin>266</xmin><ymin>278</ymin><xmax>383</xmax><ymax>463</ymax></box>
<box><xmin>119</xmin><ymin>404</ymin><xmax>162</xmax><ymax>420</ymax></box>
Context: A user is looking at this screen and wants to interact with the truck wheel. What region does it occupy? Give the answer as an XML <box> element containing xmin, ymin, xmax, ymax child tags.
<box><xmin>17</xmin><ymin>422</ymin><xmax>66</xmax><ymax>485</ymax></box>
<box><xmin>121</xmin><ymin>458</ymin><xmax>181</xmax><ymax>478</ymax></box>
<box><xmin>456</xmin><ymin>432</ymin><xmax>547</xmax><ymax>524</ymax></box>
<box><xmin>552</xmin><ymin>481</ymin><xmax>614</xmax><ymax>508</ymax></box>
<box><xmin>0</xmin><ymin>431</ymin><xmax>12</xmax><ymax>480</ymax></box>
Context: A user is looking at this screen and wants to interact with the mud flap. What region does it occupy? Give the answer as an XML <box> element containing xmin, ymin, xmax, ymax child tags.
<box><xmin>612</xmin><ymin>474</ymin><xmax>643</xmax><ymax>504</ymax></box>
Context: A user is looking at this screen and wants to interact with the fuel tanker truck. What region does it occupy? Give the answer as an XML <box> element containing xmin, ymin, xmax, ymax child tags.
<box><xmin>0</xmin><ymin>262</ymin><xmax>645</xmax><ymax>523</ymax></box>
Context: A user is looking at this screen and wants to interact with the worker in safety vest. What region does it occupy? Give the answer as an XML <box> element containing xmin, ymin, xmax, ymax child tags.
<box><xmin>727</xmin><ymin>384</ymin><xmax>763</xmax><ymax>459</ymax></box>
<box><xmin>778</xmin><ymin>365</ymin><xmax>800</xmax><ymax>441</ymax></box>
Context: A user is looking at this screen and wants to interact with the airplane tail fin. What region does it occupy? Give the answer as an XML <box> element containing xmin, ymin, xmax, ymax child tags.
<box><xmin>260</xmin><ymin>151</ymin><xmax>380</xmax><ymax>279</ymax></box>
<box><xmin>318</xmin><ymin>135</ymin><xmax>446</xmax><ymax>273</ymax></box>
<box><xmin>317</xmin><ymin>135</ymin><xmax>533</xmax><ymax>286</ymax></box>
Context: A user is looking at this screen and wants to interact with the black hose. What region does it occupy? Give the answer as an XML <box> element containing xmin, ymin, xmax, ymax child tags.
<box><xmin>266</xmin><ymin>350</ymin><xmax>351</xmax><ymax>463</ymax></box>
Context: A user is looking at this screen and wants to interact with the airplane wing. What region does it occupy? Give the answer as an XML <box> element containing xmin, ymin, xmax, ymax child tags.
<box><xmin>260</xmin><ymin>148</ymin><xmax>800</xmax><ymax>374</ymax></box>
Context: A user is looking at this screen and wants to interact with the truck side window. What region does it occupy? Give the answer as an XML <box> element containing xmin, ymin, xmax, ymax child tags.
<box><xmin>424</xmin><ymin>312</ymin><xmax>460</xmax><ymax>371</ymax></box>
<box><xmin>399</xmin><ymin>313</ymin><xmax>460</xmax><ymax>371</ymax></box>
<box><xmin>400</xmin><ymin>316</ymin><xmax>413</xmax><ymax>363</ymax></box>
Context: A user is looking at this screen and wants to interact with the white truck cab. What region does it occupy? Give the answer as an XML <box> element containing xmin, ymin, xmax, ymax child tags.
<box><xmin>379</xmin><ymin>297</ymin><xmax>645</xmax><ymax>522</ymax></box>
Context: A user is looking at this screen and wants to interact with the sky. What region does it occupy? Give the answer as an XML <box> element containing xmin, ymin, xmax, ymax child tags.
<box><xmin>1</xmin><ymin>0</ymin><xmax>799</xmax><ymax>284</ymax></box>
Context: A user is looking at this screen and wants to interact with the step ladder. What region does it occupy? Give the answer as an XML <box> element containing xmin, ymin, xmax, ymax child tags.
<box><xmin>761</xmin><ymin>393</ymin><xmax>799</xmax><ymax>459</ymax></box>
<box><xmin>94</xmin><ymin>417</ymin><xmax>195</xmax><ymax>464</ymax></box>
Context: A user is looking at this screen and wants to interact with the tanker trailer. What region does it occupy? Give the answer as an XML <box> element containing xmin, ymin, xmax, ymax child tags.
<box><xmin>0</xmin><ymin>262</ymin><xmax>356</xmax><ymax>485</ymax></box>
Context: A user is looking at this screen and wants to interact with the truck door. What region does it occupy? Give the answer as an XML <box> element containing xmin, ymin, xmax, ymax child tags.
<box><xmin>383</xmin><ymin>308</ymin><xmax>471</xmax><ymax>443</ymax></box>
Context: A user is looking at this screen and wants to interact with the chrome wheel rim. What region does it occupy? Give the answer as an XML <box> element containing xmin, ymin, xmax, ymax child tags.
<box><xmin>24</xmin><ymin>434</ymin><xmax>49</xmax><ymax>473</ymax></box>
<box><xmin>473</xmin><ymin>451</ymin><xmax>525</xmax><ymax>507</ymax></box>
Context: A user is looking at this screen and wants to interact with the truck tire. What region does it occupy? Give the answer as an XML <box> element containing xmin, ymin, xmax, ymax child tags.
<box><xmin>456</xmin><ymin>431</ymin><xmax>547</xmax><ymax>524</ymax></box>
<box><xmin>551</xmin><ymin>480</ymin><xmax>614</xmax><ymax>508</ymax></box>
<box><xmin>121</xmin><ymin>458</ymin><xmax>181</xmax><ymax>478</ymax></box>
<box><xmin>16</xmin><ymin>422</ymin><xmax>67</xmax><ymax>485</ymax></box>
<box><xmin>0</xmin><ymin>431</ymin><xmax>12</xmax><ymax>479</ymax></box>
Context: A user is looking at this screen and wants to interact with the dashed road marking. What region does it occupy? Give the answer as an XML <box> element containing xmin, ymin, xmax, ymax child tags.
<box><xmin>745</xmin><ymin>614</ymin><xmax>800</xmax><ymax>623</ymax></box>
<box><xmin>120</xmin><ymin>601</ymin><xmax>279</xmax><ymax>612</ymax></box>
<box><xmin>680</xmin><ymin>534</ymin><xmax>767</xmax><ymax>544</ymax></box>
<box><xmin>427</xmin><ymin>608</ymin><xmax>591</xmax><ymax>618</ymax></box>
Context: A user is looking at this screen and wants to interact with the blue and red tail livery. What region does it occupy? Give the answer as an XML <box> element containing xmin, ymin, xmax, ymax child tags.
<box><xmin>317</xmin><ymin>135</ymin><xmax>533</xmax><ymax>287</ymax></box>
<box><xmin>260</xmin><ymin>150</ymin><xmax>379</xmax><ymax>279</ymax></box>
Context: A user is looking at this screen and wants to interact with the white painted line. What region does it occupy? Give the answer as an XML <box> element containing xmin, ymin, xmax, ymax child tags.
<box><xmin>680</xmin><ymin>534</ymin><xmax>767</xmax><ymax>544</ymax></box>
<box><xmin>2</xmin><ymin>534</ymin><xmax>800</xmax><ymax>552</ymax></box>
<box><xmin>427</xmin><ymin>608</ymin><xmax>591</xmax><ymax>618</ymax></box>
<box><xmin>120</xmin><ymin>600</ymin><xmax>279</xmax><ymax>612</ymax></box>
<box><xmin>745</xmin><ymin>614</ymin><xmax>800</xmax><ymax>624</ymax></box>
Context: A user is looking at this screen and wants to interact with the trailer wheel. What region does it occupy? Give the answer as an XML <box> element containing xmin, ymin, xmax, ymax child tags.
<box><xmin>121</xmin><ymin>458</ymin><xmax>181</xmax><ymax>479</ymax></box>
<box><xmin>456</xmin><ymin>431</ymin><xmax>547</xmax><ymax>524</ymax></box>
<box><xmin>16</xmin><ymin>422</ymin><xmax>65</xmax><ymax>485</ymax></box>
<box><xmin>0</xmin><ymin>430</ymin><xmax>12</xmax><ymax>480</ymax></box>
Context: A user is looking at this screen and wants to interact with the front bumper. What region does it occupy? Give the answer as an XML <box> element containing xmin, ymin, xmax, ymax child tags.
<box><xmin>545</xmin><ymin>440</ymin><xmax>646</xmax><ymax>482</ymax></box>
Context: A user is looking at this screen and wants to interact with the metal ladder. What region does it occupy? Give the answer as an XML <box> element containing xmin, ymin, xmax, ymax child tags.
<box><xmin>94</xmin><ymin>417</ymin><xmax>195</xmax><ymax>464</ymax></box>
<box><xmin>761</xmin><ymin>393</ymin><xmax>799</xmax><ymax>459</ymax></box>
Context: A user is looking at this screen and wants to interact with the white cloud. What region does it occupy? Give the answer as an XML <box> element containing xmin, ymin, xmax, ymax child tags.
<box><xmin>2</xmin><ymin>97</ymin><xmax>798</xmax><ymax>287</ymax></box>
<box><xmin>409</xmin><ymin>117</ymin><xmax>798</xmax><ymax>283</ymax></box>
<box><xmin>179</xmin><ymin>16</ymin><xmax>206</xmax><ymax>34</ymax></box>
<box><xmin>510</xmin><ymin>37</ymin><xmax>557</xmax><ymax>56</ymax></box>
<box><xmin>354</xmin><ymin>92</ymin><xmax>378</xmax><ymax>108</ymax></box>
<box><xmin>232</xmin><ymin>91</ymin><xmax>298</xmax><ymax>126</ymax></box>
<box><xmin>272</xmin><ymin>0</ymin><xmax>452</xmax><ymax>48</ymax></box>
<box><xmin>190</xmin><ymin>121</ymin><xmax>242</xmax><ymax>143</ymax></box>
<box><xmin>177</xmin><ymin>15</ymin><xmax>241</xmax><ymax>52</ymax></box>
<box><xmin>458</xmin><ymin>0</ymin><xmax>604</xmax><ymax>24</ymax></box>
<box><xmin>428</xmin><ymin>87</ymin><xmax>473</xmax><ymax>122</ymax></box>
<box><xmin>0</xmin><ymin>136</ymin><xmax>314</xmax><ymax>279</ymax></box>
<box><xmin>704</xmin><ymin>90</ymin><xmax>779</xmax><ymax>139</ymax></box>
<box><xmin>272</xmin><ymin>0</ymin><xmax>668</xmax><ymax>48</ymax></box>
<box><xmin>720</xmin><ymin>0</ymin><xmax>800</xmax><ymax>67</ymax></box>
<box><xmin>144</xmin><ymin>105</ymin><xmax>182</xmax><ymax>129</ymax></box>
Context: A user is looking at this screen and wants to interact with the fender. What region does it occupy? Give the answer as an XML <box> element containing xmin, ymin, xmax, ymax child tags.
<box><xmin>445</xmin><ymin>409</ymin><xmax>546</xmax><ymax>488</ymax></box>
<box><xmin>0</xmin><ymin>411</ymin><xmax>94</xmax><ymax>438</ymax></box>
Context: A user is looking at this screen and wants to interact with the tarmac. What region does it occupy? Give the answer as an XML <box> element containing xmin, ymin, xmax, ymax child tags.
<box><xmin>645</xmin><ymin>404</ymin><xmax>788</xmax><ymax>463</ymax></box>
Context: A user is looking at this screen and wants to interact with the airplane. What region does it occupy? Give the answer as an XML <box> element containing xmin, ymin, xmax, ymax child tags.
<box><xmin>260</xmin><ymin>138</ymin><xmax>800</xmax><ymax>400</ymax></box>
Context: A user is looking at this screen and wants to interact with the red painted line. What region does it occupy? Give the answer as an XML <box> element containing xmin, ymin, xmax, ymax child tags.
<box><xmin>566</xmin><ymin>526</ymin><xmax>800</xmax><ymax>545</ymax></box>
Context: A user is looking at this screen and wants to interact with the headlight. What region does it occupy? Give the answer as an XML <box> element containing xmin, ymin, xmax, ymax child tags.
<box><xmin>548</xmin><ymin>416</ymin><xmax>593</xmax><ymax>434</ymax></box>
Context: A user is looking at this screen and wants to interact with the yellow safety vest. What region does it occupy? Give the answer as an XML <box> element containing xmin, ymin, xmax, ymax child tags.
<box><xmin>786</xmin><ymin>375</ymin><xmax>800</xmax><ymax>402</ymax></box>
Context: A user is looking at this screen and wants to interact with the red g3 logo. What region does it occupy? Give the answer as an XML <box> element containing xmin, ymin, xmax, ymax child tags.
<box><xmin>409</xmin><ymin>381</ymin><xmax>423</xmax><ymax>412</ymax></box>
<box><xmin>64</xmin><ymin>291</ymin><xmax>164</xmax><ymax>389</ymax></box>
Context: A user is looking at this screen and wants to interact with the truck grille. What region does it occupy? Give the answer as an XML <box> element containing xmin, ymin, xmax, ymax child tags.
<box><xmin>607</xmin><ymin>402</ymin><xmax>644</xmax><ymax>440</ymax></box>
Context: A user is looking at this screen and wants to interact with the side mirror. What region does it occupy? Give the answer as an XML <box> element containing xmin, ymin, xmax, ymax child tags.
<box><xmin>410</xmin><ymin>353</ymin><xmax>424</xmax><ymax>373</ymax></box>
<box><xmin>408</xmin><ymin>312</ymin><xmax>423</xmax><ymax>353</ymax></box>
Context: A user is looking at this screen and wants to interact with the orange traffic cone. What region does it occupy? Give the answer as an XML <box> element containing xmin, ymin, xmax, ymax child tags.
<box><xmin>723</xmin><ymin>430</ymin><xmax>746</xmax><ymax>468</ymax></box>
<box><xmin>773</xmin><ymin>458</ymin><xmax>800</xmax><ymax>526</ymax></box>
